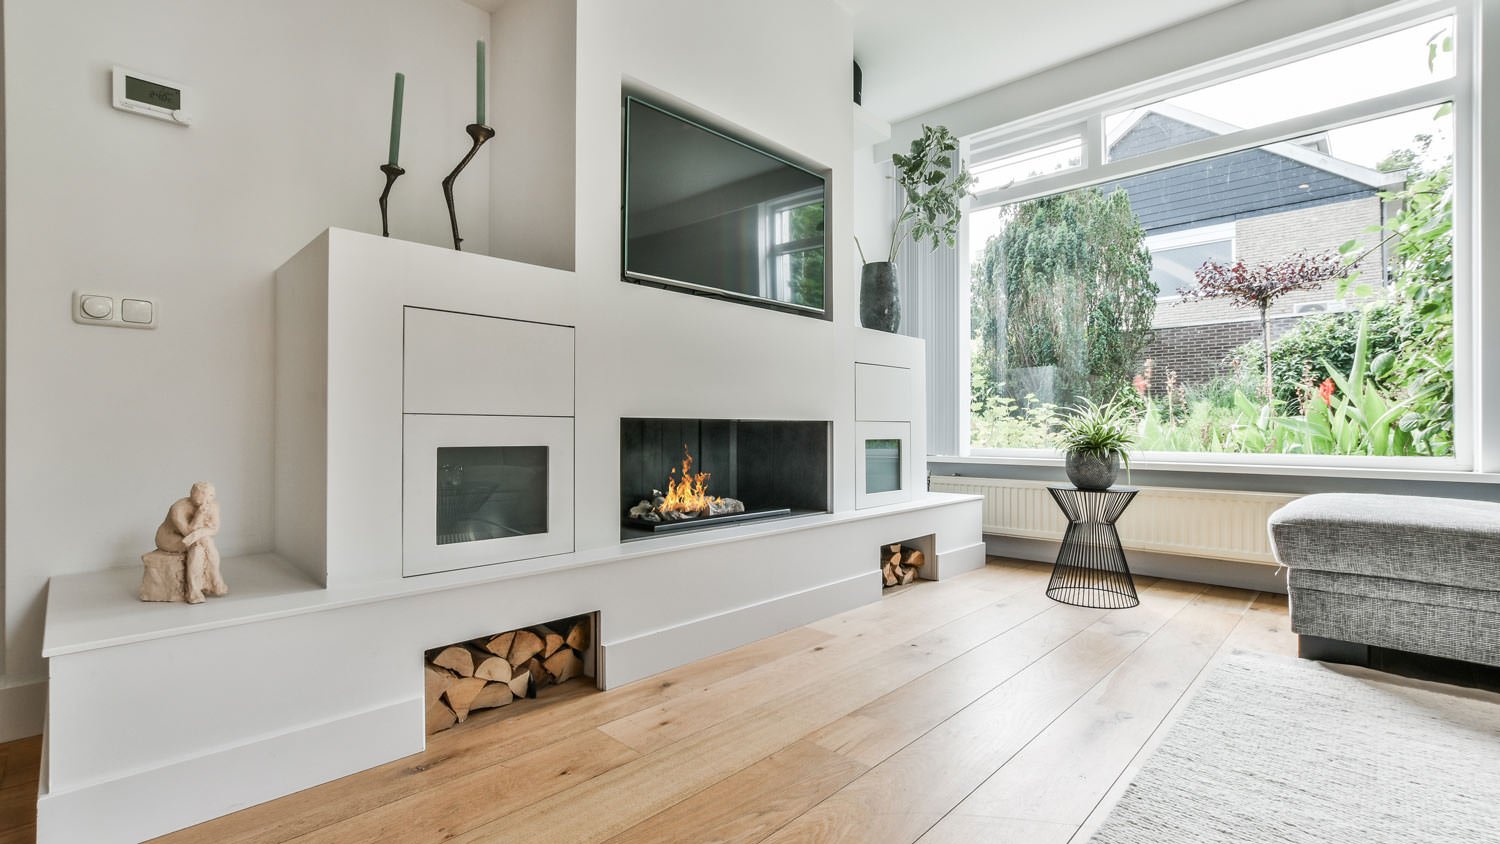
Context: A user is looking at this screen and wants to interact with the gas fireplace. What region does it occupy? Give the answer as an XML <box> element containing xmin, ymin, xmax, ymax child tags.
<box><xmin>621</xmin><ymin>418</ymin><xmax>830</xmax><ymax>540</ymax></box>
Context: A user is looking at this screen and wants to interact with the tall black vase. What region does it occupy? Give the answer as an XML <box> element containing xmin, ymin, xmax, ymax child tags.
<box><xmin>860</xmin><ymin>261</ymin><xmax>900</xmax><ymax>333</ymax></box>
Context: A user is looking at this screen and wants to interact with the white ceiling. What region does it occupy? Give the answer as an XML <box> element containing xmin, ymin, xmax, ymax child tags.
<box><xmin>845</xmin><ymin>0</ymin><xmax>1248</xmax><ymax>123</ymax></box>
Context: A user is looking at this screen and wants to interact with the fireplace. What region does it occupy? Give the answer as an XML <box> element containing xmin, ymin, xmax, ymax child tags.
<box><xmin>621</xmin><ymin>418</ymin><xmax>830</xmax><ymax>540</ymax></box>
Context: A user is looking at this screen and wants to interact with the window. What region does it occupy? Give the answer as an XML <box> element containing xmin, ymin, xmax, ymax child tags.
<box><xmin>763</xmin><ymin>189</ymin><xmax>825</xmax><ymax>311</ymax></box>
<box><xmin>1106</xmin><ymin>18</ymin><xmax>1456</xmax><ymax>163</ymax></box>
<box><xmin>966</xmin><ymin>11</ymin><xmax>1461</xmax><ymax>465</ymax></box>
<box><xmin>969</xmin><ymin>135</ymin><xmax>1084</xmax><ymax>192</ymax></box>
<box><xmin>1144</xmin><ymin>225</ymin><xmax>1235</xmax><ymax>299</ymax></box>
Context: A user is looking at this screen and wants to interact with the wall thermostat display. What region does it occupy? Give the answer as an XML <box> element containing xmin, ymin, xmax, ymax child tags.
<box><xmin>111</xmin><ymin>66</ymin><xmax>191</xmax><ymax>125</ymax></box>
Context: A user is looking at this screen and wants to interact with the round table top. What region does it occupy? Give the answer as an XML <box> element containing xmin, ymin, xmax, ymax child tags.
<box><xmin>1047</xmin><ymin>484</ymin><xmax>1139</xmax><ymax>494</ymax></box>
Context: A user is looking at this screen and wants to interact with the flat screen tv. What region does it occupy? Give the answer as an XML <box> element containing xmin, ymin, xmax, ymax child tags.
<box><xmin>622</xmin><ymin>96</ymin><xmax>828</xmax><ymax>315</ymax></box>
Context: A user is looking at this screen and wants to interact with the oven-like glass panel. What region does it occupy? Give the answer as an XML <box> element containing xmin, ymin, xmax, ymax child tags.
<box><xmin>435</xmin><ymin>446</ymin><xmax>548</xmax><ymax>545</ymax></box>
<box><xmin>864</xmin><ymin>439</ymin><xmax>902</xmax><ymax>495</ymax></box>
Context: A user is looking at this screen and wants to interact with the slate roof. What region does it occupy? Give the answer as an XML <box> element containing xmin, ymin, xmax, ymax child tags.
<box><xmin>1098</xmin><ymin>105</ymin><xmax>1403</xmax><ymax>236</ymax></box>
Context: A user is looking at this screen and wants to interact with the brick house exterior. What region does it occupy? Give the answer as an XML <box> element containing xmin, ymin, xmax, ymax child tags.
<box><xmin>1101</xmin><ymin>105</ymin><xmax>1403</xmax><ymax>389</ymax></box>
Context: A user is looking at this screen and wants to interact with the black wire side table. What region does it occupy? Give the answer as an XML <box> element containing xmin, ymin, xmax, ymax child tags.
<box><xmin>1046</xmin><ymin>485</ymin><xmax>1140</xmax><ymax>609</ymax></box>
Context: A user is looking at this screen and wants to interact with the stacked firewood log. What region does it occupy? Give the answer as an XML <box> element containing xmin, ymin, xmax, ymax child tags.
<box><xmin>424</xmin><ymin>616</ymin><xmax>591</xmax><ymax>734</ymax></box>
<box><xmin>882</xmin><ymin>543</ymin><xmax>925</xmax><ymax>587</ymax></box>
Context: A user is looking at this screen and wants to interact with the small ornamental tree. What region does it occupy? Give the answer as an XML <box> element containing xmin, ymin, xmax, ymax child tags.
<box><xmin>1186</xmin><ymin>252</ymin><xmax>1344</xmax><ymax>402</ymax></box>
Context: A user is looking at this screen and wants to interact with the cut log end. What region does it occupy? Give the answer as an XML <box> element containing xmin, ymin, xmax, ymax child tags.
<box><xmin>432</xmin><ymin>645</ymin><xmax>476</xmax><ymax>677</ymax></box>
<box><xmin>444</xmin><ymin>677</ymin><xmax>488</xmax><ymax>722</ymax></box>
<box><xmin>426</xmin><ymin>699</ymin><xmax>457</xmax><ymax>734</ymax></box>
<box><xmin>507</xmin><ymin>629</ymin><xmax>545</xmax><ymax>669</ymax></box>
<box><xmin>544</xmin><ymin>648</ymin><xmax>584</xmax><ymax>684</ymax></box>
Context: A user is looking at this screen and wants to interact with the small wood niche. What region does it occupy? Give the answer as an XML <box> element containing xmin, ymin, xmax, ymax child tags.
<box><xmin>424</xmin><ymin>614</ymin><xmax>596</xmax><ymax>734</ymax></box>
<box><xmin>881</xmin><ymin>535</ymin><xmax>933</xmax><ymax>590</ymax></box>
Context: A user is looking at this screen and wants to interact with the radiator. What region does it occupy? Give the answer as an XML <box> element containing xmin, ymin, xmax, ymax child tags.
<box><xmin>928</xmin><ymin>476</ymin><xmax>1300</xmax><ymax>565</ymax></box>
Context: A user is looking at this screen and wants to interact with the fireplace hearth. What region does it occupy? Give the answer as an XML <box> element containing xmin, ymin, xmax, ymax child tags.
<box><xmin>621</xmin><ymin>418</ymin><xmax>830</xmax><ymax>540</ymax></box>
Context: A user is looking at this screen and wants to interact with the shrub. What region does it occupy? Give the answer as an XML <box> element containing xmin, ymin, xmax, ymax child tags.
<box><xmin>1234</xmin><ymin>302</ymin><xmax>1402</xmax><ymax>407</ymax></box>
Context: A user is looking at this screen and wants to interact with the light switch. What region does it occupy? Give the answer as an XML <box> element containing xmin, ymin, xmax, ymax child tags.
<box><xmin>73</xmin><ymin>291</ymin><xmax>157</xmax><ymax>329</ymax></box>
<box><xmin>121</xmin><ymin>298</ymin><xmax>154</xmax><ymax>325</ymax></box>
<box><xmin>80</xmin><ymin>295</ymin><xmax>113</xmax><ymax>320</ymax></box>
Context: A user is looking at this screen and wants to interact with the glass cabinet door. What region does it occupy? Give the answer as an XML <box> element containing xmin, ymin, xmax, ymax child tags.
<box><xmin>856</xmin><ymin>421</ymin><xmax>911</xmax><ymax>509</ymax></box>
<box><xmin>404</xmin><ymin>414</ymin><xmax>574</xmax><ymax>577</ymax></box>
<box><xmin>864</xmin><ymin>439</ymin><xmax>902</xmax><ymax>494</ymax></box>
<box><xmin>435</xmin><ymin>446</ymin><xmax>549</xmax><ymax>545</ymax></box>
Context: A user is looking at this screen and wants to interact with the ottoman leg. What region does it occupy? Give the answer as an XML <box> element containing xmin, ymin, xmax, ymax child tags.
<box><xmin>1299</xmin><ymin>634</ymin><xmax>1370</xmax><ymax>666</ymax></box>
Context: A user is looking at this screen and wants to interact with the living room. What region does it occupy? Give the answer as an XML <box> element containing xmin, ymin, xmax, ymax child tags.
<box><xmin>2</xmin><ymin>0</ymin><xmax>1497</xmax><ymax>841</ymax></box>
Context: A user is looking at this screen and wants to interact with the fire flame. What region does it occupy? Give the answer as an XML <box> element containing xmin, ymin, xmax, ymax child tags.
<box><xmin>659</xmin><ymin>445</ymin><xmax>722</xmax><ymax>516</ymax></box>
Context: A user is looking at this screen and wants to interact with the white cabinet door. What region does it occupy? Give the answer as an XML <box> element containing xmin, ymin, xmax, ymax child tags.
<box><xmin>404</xmin><ymin>307</ymin><xmax>574</xmax><ymax>416</ymax></box>
<box><xmin>855</xmin><ymin>362</ymin><xmax>912</xmax><ymax>423</ymax></box>
<box><xmin>403</xmin><ymin>414</ymin><xmax>574</xmax><ymax>576</ymax></box>
<box><xmin>856</xmin><ymin>421</ymin><xmax>912</xmax><ymax>509</ymax></box>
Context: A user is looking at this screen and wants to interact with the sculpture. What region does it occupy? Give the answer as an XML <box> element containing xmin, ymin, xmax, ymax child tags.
<box><xmin>140</xmin><ymin>482</ymin><xmax>228</xmax><ymax>604</ymax></box>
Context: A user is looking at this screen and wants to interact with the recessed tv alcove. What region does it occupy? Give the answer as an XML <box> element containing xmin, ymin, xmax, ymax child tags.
<box><xmin>621</xmin><ymin>96</ymin><xmax>830</xmax><ymax>318</ymax></box>
<box><xmin>620</xmin><ymin>418</ymin><xmax>831</xmax><ymax>541</ymax></box>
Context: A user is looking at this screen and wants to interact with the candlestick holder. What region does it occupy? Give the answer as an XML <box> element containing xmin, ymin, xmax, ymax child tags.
<box><xmin>441</xmin><ymin>123</ymin><xmax>496</xmax><ymax>251</ymax></box>
<box><xmin>377</xmin><ymin>164</ymin><xmax>405</xmax><ymax>238</ymax></box>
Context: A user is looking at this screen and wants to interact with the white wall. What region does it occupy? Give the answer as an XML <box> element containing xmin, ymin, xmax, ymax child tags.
<box><xmin>489</xmin><ymin>0</ymin><xmax>576</xmax><ymax>271</ymax></box>
<box><xmin>2</xmin><ymin>0</ymin><xmax>490</xmax><ymax>695</ymax></box>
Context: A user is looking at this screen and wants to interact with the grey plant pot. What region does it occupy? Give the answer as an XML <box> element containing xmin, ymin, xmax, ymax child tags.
<box><xmin>860</xmin><ymin>261</ymin><xmax>900</xmax><ymax>333</ymax></box>
<box><xmin>1065</xmin><ymin>451</ymin><xmax>1120</xmax><ymax>491</ymax></box>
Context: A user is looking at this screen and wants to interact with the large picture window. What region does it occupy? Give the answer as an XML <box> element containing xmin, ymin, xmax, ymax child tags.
<box><xmin>966</xmin><ymin>12</ymin><xmax>1461</xmax><ymax>463</ymax></box>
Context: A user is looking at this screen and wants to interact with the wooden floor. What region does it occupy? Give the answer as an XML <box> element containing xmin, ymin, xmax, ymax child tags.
<box><xmin>3</xmin><ymin>559</ymin><xmax>1297</xmax><ymax>844</ymax></box>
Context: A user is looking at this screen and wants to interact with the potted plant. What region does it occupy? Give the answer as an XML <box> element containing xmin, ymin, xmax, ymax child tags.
<box><xmin>856</xmin><ymin>124</ymin><xmax>973</xmax><ymax>333</ymax></box>
<box><xmin>1056</xmin><ymin>399</ymin><xmax>1135</xmax><ymax>490</ymax></box>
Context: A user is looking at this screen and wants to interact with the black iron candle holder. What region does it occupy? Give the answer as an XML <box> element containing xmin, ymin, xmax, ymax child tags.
<box><xmin>377</xmin><ymin>164</ymin><xmax>406</xmax><ymax>238</ymax></box>
<box><xmin>441</xmin><ymin>123</ymin><xmax>496</xmax><ymax>251</ymax></box>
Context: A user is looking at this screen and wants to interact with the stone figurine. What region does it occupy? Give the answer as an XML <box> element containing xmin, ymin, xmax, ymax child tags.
<box><xmin>140</xmin><ymin>482</ymin><xmax>228</xmax><ymax>604</ymax></box>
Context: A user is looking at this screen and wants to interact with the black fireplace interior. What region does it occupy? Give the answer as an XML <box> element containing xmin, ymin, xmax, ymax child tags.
<box><xmin>620</xmin><ymin>418</ymin><xmax>831</xmax><ymax>540</ymax></box>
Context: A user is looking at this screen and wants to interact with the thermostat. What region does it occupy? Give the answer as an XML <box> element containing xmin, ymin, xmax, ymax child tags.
<box><xmin>111</xmin><ymin>66</ymin><xmax>191</xmax><ymax>126</ymax></box>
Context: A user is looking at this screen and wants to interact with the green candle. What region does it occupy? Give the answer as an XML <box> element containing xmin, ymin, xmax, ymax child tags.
<box><xmin>476</xmin><ymin>40</ymin><xmax>486</xmax><ymax>126</ymax></box>
<box><xmin>388</xmin><ymin>72</ymin><xmax>405</xmax><ymax>166</ymax></box>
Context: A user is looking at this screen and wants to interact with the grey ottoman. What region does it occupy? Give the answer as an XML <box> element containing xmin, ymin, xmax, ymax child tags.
<box><xmin>1268</xmin><ymin>493</ymin><xmax>1500</xmax><ymax>668</ymax></box>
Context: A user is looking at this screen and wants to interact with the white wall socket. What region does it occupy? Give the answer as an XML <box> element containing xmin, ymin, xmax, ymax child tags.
<box><xmin>72</xmin><ymin>291</ymin><xmax>157</xmax><ymax>330</ymax></box>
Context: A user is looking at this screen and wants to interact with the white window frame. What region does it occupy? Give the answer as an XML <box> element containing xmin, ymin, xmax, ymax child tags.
<box><xmin>1144</xmin><ymin>223</ymin><xmax>1236</xmax><ymax>301</ymax></box>
<box><xmin>960</xmin><ymin>0</ymin><xmax>1474</xmax><ymax>473</ymax></box>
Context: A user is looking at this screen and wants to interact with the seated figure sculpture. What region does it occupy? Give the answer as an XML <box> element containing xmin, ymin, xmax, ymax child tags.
<box><xmin>140</xmin><ymin>482</ymin><xmax>228</xmax><ymax>603</ymax></box>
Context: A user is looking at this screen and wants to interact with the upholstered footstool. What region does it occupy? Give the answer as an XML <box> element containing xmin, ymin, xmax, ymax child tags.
<box><xmin>1268</xmin><ymin>493</ymin><xmax>1500</xmax><ymax>668</ymax></box>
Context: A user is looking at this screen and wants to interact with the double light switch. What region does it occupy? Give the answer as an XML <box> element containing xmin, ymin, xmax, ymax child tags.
<box><xmin>73</xmin><ymin>292</ymin><xmax>157</xmax><ymax>329</ymax></box>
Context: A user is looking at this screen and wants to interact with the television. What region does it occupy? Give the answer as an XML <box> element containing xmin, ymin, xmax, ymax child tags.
<box><xmin>622</xmin><ymin>96</ymin><xmax>828</xmax><ymax>316</ymax></box>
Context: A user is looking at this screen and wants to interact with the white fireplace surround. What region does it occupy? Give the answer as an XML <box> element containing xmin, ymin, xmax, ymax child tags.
<box><xmin>36</xmin><ymin>229</ymin><xmax>984</xmax><ymax>843</ymax></box>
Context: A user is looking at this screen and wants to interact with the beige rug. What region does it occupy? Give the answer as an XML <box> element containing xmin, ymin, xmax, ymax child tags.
<box><xmin>1088</xmin><ymin>650</ymin><xmax>1500</xmax><ymax>843</ymax></box>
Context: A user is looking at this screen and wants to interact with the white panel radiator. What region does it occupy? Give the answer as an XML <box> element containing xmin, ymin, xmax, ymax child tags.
<box><xmin>928</xmin><ymin>476</ymin><xmax>1300</xmax><ymax>566</ymax></box>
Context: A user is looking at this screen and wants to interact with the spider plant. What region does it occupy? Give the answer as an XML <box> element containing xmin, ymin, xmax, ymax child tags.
<box><xmin>1056</xmin><ymin>399</ymin><xmax>1136</xmax><ymax>465</ymax></box>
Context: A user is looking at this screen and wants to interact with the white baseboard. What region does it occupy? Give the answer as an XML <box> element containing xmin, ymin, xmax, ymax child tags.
<box><xmin>598</xmin><ymin>570</ymin><xmax>874</xmax><ymax>688</ymax></box>
<box><xmin>36</xmin><ymin>697</ymin><xmax>423</xmax><ymax>844</ymax></box>
<box><xmin>985</xmin><ymin>535</ymin><xmax>1289</xmax><ymax>594</ymax></box>
<box><xmin>932</xmin><ymin>540</ymin><xmax>986</xmax><ymax>579</ymax></box>
<box><xmin>0</xmin><ymin>676</ymin><xmax>46</xmax><ymax>742</ymax></box>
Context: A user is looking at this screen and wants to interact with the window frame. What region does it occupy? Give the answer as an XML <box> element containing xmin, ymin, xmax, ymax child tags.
<box><xmin>1143</xmin><ymin>223</ymin><xmax>1236</xmax><ymax>302</ymax></box>
<box><xmin>959</xmin><ymin>0</ymin><xmax>1474</xmax><ymax>472</ymax></box>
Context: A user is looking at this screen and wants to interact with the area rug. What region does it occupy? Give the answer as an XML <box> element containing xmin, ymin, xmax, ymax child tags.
<box><xmin>1088</xmin><ymin>650</ymin><xmax>1500</xmax><ymax>843</ymax></box>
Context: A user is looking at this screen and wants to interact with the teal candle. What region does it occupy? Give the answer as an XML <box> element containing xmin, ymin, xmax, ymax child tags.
<box><xmin>476</xmin><ymin>40</ymin><xmax>486</xmax><ymax>126</ymax></box>
<box><xmin>388</xmin><ymin>72</ymin><xmax>405</xmax><ymax>166</ymax></box>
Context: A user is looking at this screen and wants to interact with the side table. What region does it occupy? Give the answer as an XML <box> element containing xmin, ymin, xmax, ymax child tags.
<box><xmin>1046</xmin><ymin>485</ymin><xmax>1140</xmax><ymax>609</ymax></box>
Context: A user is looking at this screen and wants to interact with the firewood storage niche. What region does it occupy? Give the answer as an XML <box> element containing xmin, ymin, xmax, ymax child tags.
<box><xmin>423</xmin><ymin>614</ymin><xmax>596</xmax><ymax>733</ymax></box>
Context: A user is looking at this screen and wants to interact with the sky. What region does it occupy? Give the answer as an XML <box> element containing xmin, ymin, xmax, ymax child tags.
<box><xmin>968</xmin><ymin>16</ymin><xmax>1457</xmax><ymax>264</ymax></box>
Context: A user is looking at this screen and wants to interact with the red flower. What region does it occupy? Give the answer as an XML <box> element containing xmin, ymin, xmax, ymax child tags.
<box><xmin>1318</xmin><ymin>378</ymin><xmax>1335</xmax><ymax>406</ymax></box>
<box><xmin>1132</xmin><ymin>375</ymin><xmax>1148</xmax><ymax>396</ymax></box>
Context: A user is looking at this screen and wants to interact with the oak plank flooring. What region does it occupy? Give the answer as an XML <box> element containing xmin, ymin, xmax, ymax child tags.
<box><xmin>759</xmin><ymin>578</ymin><xmax>1213</xmax><ymax>844</ymax></box>
<box><xmin>916</xmin><ymin>586</ymin><xmax>1253</xmax><ymax>839</ymax></box>
<box><xmin>0</xmin><ymin>559</ymin><xmax>1298</xmax><ymax>844</ymax></box>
